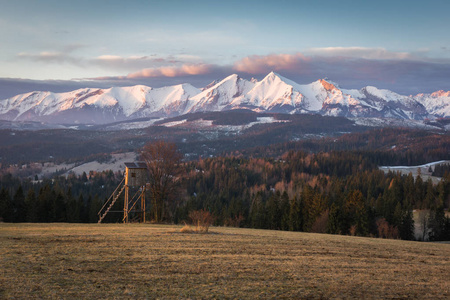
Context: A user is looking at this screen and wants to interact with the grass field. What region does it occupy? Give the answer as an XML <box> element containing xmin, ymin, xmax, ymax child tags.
<box><xmin>1</xmin><ymin>223</ymin><xmax>449</xmax><ymax>299</ymax></box>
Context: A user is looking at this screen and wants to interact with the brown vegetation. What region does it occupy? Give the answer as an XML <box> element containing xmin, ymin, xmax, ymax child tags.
<box><xmin>188</xmin><ymin>209</ymin><xmax>215</xmax><ymax>233</ymax></box>
<box><xmin>1</xmin><ymin>223</ymin><xmax>449</xmax><ymax>299</ymax></box>
<box><xmin>376</xmin><ymin>218</ymin><xmax>400</xmax><ymax>239</ymax></box>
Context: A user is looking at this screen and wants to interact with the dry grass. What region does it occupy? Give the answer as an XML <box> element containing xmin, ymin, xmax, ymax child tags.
<box><xmin>179</xmin><ymin>224</ymin><xmax>195</xmax><ymax>233</ymax></box>
<box><xmin>1</xmin><ymin>223</ymin><xmax>449</xmax><ymax>299</ymax></box>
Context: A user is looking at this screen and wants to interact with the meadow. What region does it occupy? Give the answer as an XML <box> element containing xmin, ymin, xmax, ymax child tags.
<box><xmin>1</xmin><ymin>223</ymin><xmax>449</xmax><ymax>299</ymax></box>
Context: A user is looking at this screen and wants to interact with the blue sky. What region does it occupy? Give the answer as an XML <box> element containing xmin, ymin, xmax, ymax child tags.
<box><xmin>1</xmin><ymin>0</ymin><xmax>449</xmax><ymax>97</ymax></box>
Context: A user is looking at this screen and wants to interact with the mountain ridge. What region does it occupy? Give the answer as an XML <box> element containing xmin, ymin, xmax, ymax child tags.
<box><xmin>0</xmin><ymin>72</ymin><xmax>448</xmax><ymax>124</ymax></box>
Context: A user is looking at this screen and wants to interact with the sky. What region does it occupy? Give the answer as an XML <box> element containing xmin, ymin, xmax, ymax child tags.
<box><xmin>1</xmin><ymin>0</ymin><xmax>450</xmax><ymax>98</ymax></box>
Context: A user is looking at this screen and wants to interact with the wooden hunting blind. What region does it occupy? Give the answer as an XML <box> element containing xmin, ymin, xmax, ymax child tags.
<box><xmin>98</xmin><ymin>162</ymin><xmax>149</xmax><ymax>223</ymax></box>
<box><xmin>125</xmin><ymin>162</ymin><xmax>148</xmax><ymax>187</ymax></box>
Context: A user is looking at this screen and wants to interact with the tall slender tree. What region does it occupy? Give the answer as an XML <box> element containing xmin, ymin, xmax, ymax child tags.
<box><xmin>13</xmin><ymin>186</ymin><xmax>26</xmax><ymax>222</ymax></box>
<box><xmin>141</xmin><ymin>141</ymin><xmax>182</xmax><ymax>222</ymax></box>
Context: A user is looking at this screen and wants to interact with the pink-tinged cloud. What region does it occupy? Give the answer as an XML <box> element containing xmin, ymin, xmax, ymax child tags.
<box><xmin>233</xmin><ymin>53</ymin><xmax>311</xmax><ymax>74</ymax></box>
<box><xmin>127</xmin><ymin>64</ymin><xmax>213</xmax><ymax>78</ymax></box>
<box><xmin>86</xmin><ymin>50</ymin><xmax>450</xmax><ymax>96</ymax></box>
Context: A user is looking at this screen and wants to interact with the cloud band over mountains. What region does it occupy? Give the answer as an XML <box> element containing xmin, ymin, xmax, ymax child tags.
<box><xmin>96</xmin><ymin>48</ymin><xmax>450</xmax><ymax>86</ymax></box>
<box><xmin>3</xmin><ymin>47</ymin><xmax>450</xmax><ymax>98</ymax></box>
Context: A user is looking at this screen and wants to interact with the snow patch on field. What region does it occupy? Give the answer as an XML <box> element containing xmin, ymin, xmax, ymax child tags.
<box><xmin>159</xmin><ymin>116</ymin><xmax>290</xmax><ymax>132</ymax></box>
<box><xmin>161</xmin><ymin>119</ymin><xmax>187</xmax><ymax>127</ymax></box>
<box><xmin>39</xmin><ymin>162</ymin><xmax>76</xmax><ymax>178</ymax></box>
<box><xmin>231</xmin><ymin>116</ymin><xmax>290</xmax><ymax>131</ymax></box>
<box><xmin>352</xmin><ymin>117</ymin><xmax>440</xmax><ymax>130</ymax></box>
<box><xmin>66</xmin><ymin>152</ymin><xmax>138</xmax><ymax>176</ymax></box>
<box><xmin>104</xmin><ymin>118</ymin><xmax>164</xmax><ymax>130</ymax></box>
<box><xmin>380</xmin><ymin>160</ymin><xmax>449</xmax><ymax>170</ymax></box>
<box><xmin>379</xmin><ymin>160</ymin><xmax>449</xmax><ymax>184</ymax></box>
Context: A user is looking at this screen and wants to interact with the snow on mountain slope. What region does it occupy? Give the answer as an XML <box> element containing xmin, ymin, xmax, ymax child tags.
<box><xmin>138</xmin><ymin>83</ymin><xmax>201</xmax><ymax>117</ymax></box>
<box><xmin>414</xmin><ymin>91</ymin><xmax>450</xmax><ymax>118</ymax></box>
<box><xmin>363</xmin><ymin>86</ymin><xmax>408</xmax><ymax>103</ymax></box>
<box><xmin>0</xmin><ymin>84</ymin><xmax>201</xmax><ymax>123</ymax></box>
<box><xmin>0</xmin><ymin>72</ymin><xmax>448</xmax><ymax>125</ymax></box>
<box><xmin>0</xmin><ymin>88</ymin><xmax>107</xmax><ymax>120</ymax></box>
<box><xmin>186</xmin><ymin>74</ymin><xmax>254</xmax><ymax>113</ymax></box>
<box><xmin>243</xmin><ymin>72</ymin><xmax>306</xmax><ymax>110</ymax></box>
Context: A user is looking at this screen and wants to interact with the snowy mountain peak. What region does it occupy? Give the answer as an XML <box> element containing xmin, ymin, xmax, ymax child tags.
<box><xmin>0</xmin><ymin>72</ymin><xmax>449</xmax><ymax>124</ymax></box>
<box><xmin>430</xmin><ymin>90</ymin><xmax>450</xmax><ymax>98</ymax></box>
<box><xmin>262</xmin><ymin>71</ymin><xmax>290</xmax><ymax>84</ymax></box>
<box><xmin>185</xmin><ymin>73</ymin><xmax>253</xmax><ymax>113</ymax></box>
<box><xmin>319</xmin><ymin>78</ymin><xmax>339</xmax><ymax>91</ymax></box>
<box><xmin>264</xmin><ymin>71</ymin><xmax>278</xmax><ymax>79</ymax></box>
<box><xmin>362</xmin><ymin>86</ymin><xmax>407</xmax><ymax>103</ymax></box>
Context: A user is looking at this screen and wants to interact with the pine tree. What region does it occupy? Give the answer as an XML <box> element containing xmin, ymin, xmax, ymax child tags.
<box><xmin>428</xmin><ymin>205</ymin><xmax>446</xmax><ymax>241</ymax></box>
<box><xmin>399</xmin><ymin>208</ymin><xmax>415</xmax><ymax>240</ymax></box>
<box><xmin>89</xmin><ymin>195</ymin><xmax>102</xmax><ymax>223</ymax></box>
<box><xmin>392</xmin><ymin>202</ymin><xmax>403</xmax><ymax>228</ymax></box>
<box><xmin>13</xmin><ymin>186</ymin><xmax>26</xmax><ymax>222</ymax></box>
<box><xmin>37</xmin><ymin>184</ymin><xmax>52</xmax><ymax>222</ymax></box>
<box><xmin>79</xmin><ymin>194</ymin><xmax>89</xmax><ymax>223</ymax></box>
<box><xmin>424</xmin><ymin>179</ymin><xmax>435</xmax><ymax>209</ymax></box>
<box><xmin>25</xmin><ymin>189</ymin><xmax>38</xmax><ymax>222</ymax></box>
<box><xmin>327</xmin><ymin>203</ymin><xmax>342</xmax><ymax>234</ymax></box>
<box><xmin>51</xmin><ymin>191</ymin><xmax>66</xmax><ymax>222</ymax></box>
<box><xmin>65</xmin><ymin>188</ymin><xmax>80</xmax><ymax>223</ymax></box>
<box><xmin>250</xmin><ymin>192</ymin><xmax>267</xmax><ymax>229</ymax></box>
<box><xmin>344</xmin><ymin>190</ymin><xmax>369</xmax><ymax>236</ymax></box>
<box><xmin>280</xmin><ymin>191</ymin><xmax>290</xmax><ymax>231</ymax></box>
<box><xmin>266</xmin><ymin>192</ymin><xmax>281</xmax><ymax>230</ymax></box>
<box><xmin>288</xmin><ymin>195</ymin><xmax>303</xmax><ymax>231</ymax></box>
<box><xmin>0</xmin><ymin>188</ymin><xmax>12</xmax><ymax>222</ymax></box>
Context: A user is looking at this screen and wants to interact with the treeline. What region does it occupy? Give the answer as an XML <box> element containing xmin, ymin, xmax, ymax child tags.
<box><xmin>238</xmin><ymin>128</ymin><xmax>450</xmax><ymax>166</ymax></box>
<box><xmin>433</xmin><ymin>163</ymin><xmax>450</xmax><ymax>177</ymax></box>
<box><xmin>0</xmin><ymin>170</ymin><xmax>124</xmax><ymax>223</ymax></box>
<box><xmin>0</xmin><ymin>185</ymin><xmax>103</xmax><ymax>223</ymax></box>
<box><xmin>176</xmin><ymin>152</ymin><xmax>450</xmax><ymax>241</ymax></box>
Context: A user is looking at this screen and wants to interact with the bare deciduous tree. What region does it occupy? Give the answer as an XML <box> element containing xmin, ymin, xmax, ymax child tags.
<box><xmin>418</xmin><ymin>210</ymin><xmax>430</xmax><ymax>241</ymax></box>
<box><xmin>141</xmin><ymin>141</ymin><xmax>182</xmax><ymax>222</ymax></box>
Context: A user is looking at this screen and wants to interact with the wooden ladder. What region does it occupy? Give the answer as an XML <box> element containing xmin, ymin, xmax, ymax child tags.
<box><xmin>98</xmin><ymin>178</ymin><xmax>126</xmax><ymax>223</ymax></box>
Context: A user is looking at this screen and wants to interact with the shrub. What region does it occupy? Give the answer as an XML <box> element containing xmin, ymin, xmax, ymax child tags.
<box><xmin>224</xmin><ymin>214</ymin><xmax>245</xmax><ymax>228</ymax></box>
<box><xmin>376</xmin><ymin>218</ymin><xmax>399</xmax><ymax>239</ymax></box>
<box><xmin>188</xmin><ymin>209</ymin><xmax>215</xmax><ymax>233</ymax></box>
<box><xmin>311</xmin><ymin>210</ymin><xmax>329</xmax><ymax>233</ymax></box>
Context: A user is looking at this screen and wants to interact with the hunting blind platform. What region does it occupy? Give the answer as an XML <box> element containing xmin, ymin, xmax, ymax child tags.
<box><xmin>98</xmin><ymin>162</ymin><xmax>148</xmax><ymax>223</ymax></box>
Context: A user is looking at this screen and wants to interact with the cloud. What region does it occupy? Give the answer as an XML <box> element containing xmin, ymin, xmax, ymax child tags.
<box><xmin>16</xmin><ymin>49</ymin><xmax>206</xmax><ymax>74</ymax></box>
<box><xmin>233</xmin><ymin>53</ymin><xmax>311</xmax><ymax>74</ymax></box>
<box><xmin>91</xmin><ymin>55</ymin><xmax>183</xmax><ymax>71</ymax></box>
<box><xmin>9</xmin><ymin>48</ymin><xmax>450</xmax><ymax>95</ymax></box>
<box><xmin>306</xmin><ymin>47</ymin><xmax>415</xmax><ymax>60</ymax></box>
<box><xmin>230</xmin><ymin>50</ymin><xmax>450</xmax><ymax>91</ymax></box>
<box><xmin>127</xmin><ymin>64</ymin><xmax>215</xmax><ymax>78</ymax></box>
<box><xmin>17</xmin><ymin>51</ymin><xmax>82</xmax><ymax>65</ymax></box>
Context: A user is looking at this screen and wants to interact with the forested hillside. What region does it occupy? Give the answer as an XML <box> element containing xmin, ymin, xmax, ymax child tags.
<box><xmin>1</xmin><ymin>148</ymin><xmax>449</xmax><ymax>241</ymax></box>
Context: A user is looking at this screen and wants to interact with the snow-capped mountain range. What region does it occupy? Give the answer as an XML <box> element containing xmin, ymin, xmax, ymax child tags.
<box><xmin>0</xmin><ymin>72</ymin><xmax>448</xmax><ymax>124</ymax></box>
